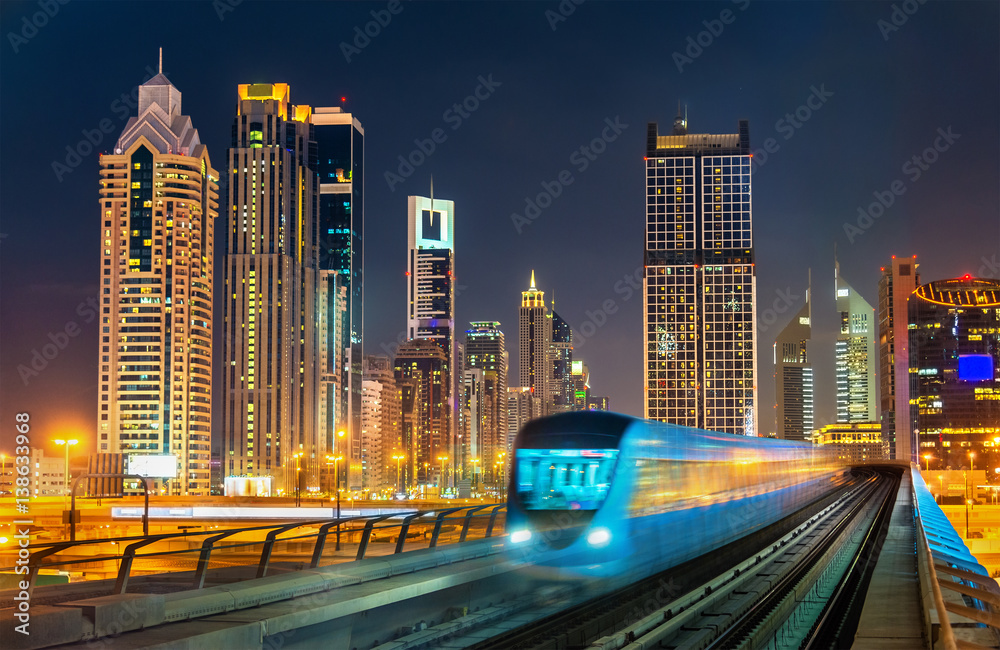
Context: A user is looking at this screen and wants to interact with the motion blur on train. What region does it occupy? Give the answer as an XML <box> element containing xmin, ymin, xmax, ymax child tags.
<box><xmin>505</xmin><ymin>412</ymin><xmax>847</xmax><ymax>582</ymax></box>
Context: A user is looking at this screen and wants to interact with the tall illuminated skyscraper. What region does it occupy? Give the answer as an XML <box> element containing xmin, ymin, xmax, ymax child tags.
<box><xmin>407</xmin><ymin>192</ymin><xmax>457</xmax><ymax>474</ymax></box>
<box><xmin>394</xmin><ymin>339</ymin><xmax>450</xmax><ymax>488</ymax></box>
<box><xmin>314</xmin><ymin>106</ymin><xmax>364</xmax><ymax>490</ymax></box>
<box><xmin>643</xmin><ymin>112</ymin><xmax>757</xmax><ymax>435</ymax></box>
<box><xmin>774</xmin><ymin>275</ymin><xmax>813</xmax><ymax>440</ymax></box>
<box><xmin>465</xmin><ymin>321</ymin><xmax>508</xmax><ymax>486</ymax></box>
<box><xmin>878</xmin><ymin>255</ymin><xmax>919</xmax><ymax>460</ymax></box>
<box><xmin>519</xmin><ymin>271</ymin><xmax>551</xmax><ymax>414</ymax></box>
<box><xmin>835</xmin><ymin>258</ymin><xmax>877</xmax><ymax>423</ymax></box>
<box><xmin>222</xmin><ymin>83</ymin><xmax>320</xmax><ymax>495</ymax></box>
<box><xmin>98</xmin><ymin>59</ymin><xmax>218</xmax><ymax>495</ymax></box>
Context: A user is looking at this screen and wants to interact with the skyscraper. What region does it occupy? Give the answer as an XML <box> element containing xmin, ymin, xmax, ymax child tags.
<box><xmin>773</xmin><ymin>276</ymin><xmax>813</xmax><ymax>440</ymax></box>
<box><xmin>465</xmin><ymin>321</ymin><xmax>508</xmax><ymax>487</ymax></box>
<box><xmin>394</xmin><ymin>339</ymin><xmax>450</xmax><ymax>488</ymax></box>
<box><xmin>878</xmin><ymin>255</ymin><xmax>919</xmax><ymax>461</ymax></box>
<box><xmin>835</xmin><ymin>258</ymin><xmax>877</xmax><ymax>423</ymax></box>
<box><xmin>520</xmin><ymin>271</ymin><xmax>551</xmax><ymax>414</ymax></box>
<box><xmin>909</xmin><ymin>277</ymin><xmax>1000</xmax><ymax>468</ymax></box>
<box><xmin>222</xmin><ymin>83</ymin><xmax>319</xmax><ymax>495</ymax></box>
<box><xmin>549</xmin><ymin>309</ymin><xmax>574</xmax><ymax>413</ymax></box>
<box><xmin>643</xmin><ymin>113</ymin><xmax>757</xmax><ymax>435</ymax></box>
<box><xmin>363</xmin><ymin>354</ymin><xmax>400</xmax><ymax>493</ymax></box>
<box><xmin>314</xmin><ymin>106</ymin><xmax>364</xmax><ymax>491</ymax></box>
<box><xmin>98</xmin><ymin>61</ymin><xmax>218</xmax><ymax>495</ymax></box>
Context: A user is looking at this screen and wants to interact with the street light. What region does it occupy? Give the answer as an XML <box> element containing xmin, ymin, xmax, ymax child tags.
<box><xmin>292</xmin><ymin>452</ymin><xmax>303</xmax><ymax>507</ymax></box>
<box><xmin>437</xmin><ymin>455</ymin><xmax>449</xmax><ymax>495</ymax></box>
<box><xmin>470</xmin><ymin>458</ymin><xmax>481</xmax><ymax>495</ymax></box>
<box><xmin>54</xmin><ymin>439</ymin><xmax>79</xmax><ymax>498</ymax></box>
<box><xmin>496</xmin><ymin>451</ymin><xmax>507</xmax><ymax>502</ymax></box>
<box><xmin>923</xmin><ymin>454</ymin><xmax>933</xmax><ymax>472</ymax></box>
<box><xmin>392</xmin><ymin>452</ymin><xmax>406</xmax><ymax>495</ymax></box>
<box><xmin>330</xmin><ymin>429</ymin><xmax>346</xmax><ymax>550</ymax></box>
<box><xmin>937</xmin><ymin>475</ymin><xmax>944</xmax><ymax>504</ymax></box>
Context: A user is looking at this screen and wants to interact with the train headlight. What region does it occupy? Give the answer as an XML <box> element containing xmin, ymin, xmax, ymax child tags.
<box><xmin>510</xmin><ymin>529</ymin><xmax>532</xmax><ymax>544</ymax></box>
<box><xmin>587</xmin><ymin>527</ymin><xmax>612</xmax><ymax>548</ymax></box>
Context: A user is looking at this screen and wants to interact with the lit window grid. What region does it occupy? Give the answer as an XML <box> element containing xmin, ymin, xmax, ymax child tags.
<box><xmin>646</xmin><ymin>157</ymin><xmax>695</xmax><ymax>251</ymax></box>
<box><xmin>700</xmin><ymin>156</ymin><xmax>752</xmax><ymax>250</ymax></box>
<box><xmin>701</xmin><ymin>265</ymin><xmax>756</xmax><ymax>432</ymax></box>
<box><xmin>644</xmin><ymin>265</ymin><xmax>698</xmax><ymax>425</ymax></box>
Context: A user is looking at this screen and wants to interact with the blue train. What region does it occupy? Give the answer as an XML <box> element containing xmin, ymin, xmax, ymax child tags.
<box><xmin>505</xmin><ymin>412</ymin><xmax>847</xmax><ymax>581</ymax></box>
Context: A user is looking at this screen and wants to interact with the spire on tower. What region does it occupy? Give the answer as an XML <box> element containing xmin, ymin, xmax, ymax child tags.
<box><xmin>530</xmin><ymin>270</ymin><xmax>536</xmax><ymax>290</ymax></box>
<box><xmin>158</xmin><ymin>47</ymin><xmax>163</xmax><ymax>75</ymax></box>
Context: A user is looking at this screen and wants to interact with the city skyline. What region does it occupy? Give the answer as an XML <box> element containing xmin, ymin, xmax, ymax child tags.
<box><xmin>2</xmin><ymin>2</ymin><xmax>998</xmax><ymax>457</ymax></box>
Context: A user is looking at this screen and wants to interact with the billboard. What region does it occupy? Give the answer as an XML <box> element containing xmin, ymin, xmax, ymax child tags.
<box><xmin>127</xmin><ymin>454</ymin><xmax>178</xmax><ymax>478</ymax></box>
<box><xmin>959</xmin><ymin>354</ymin><xmax>994</xmax><ymax>382</ymax></box>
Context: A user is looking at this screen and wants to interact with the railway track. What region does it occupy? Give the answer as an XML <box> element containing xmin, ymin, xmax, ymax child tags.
<box><xmin>373</xmin><ymin>469</ymin><xmax>901</xmax><ymax>649</ymax></box>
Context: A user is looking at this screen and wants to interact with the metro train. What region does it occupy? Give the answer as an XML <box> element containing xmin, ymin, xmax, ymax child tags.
<box><xmin>505</xmin><ymin>411</ymin><xmax>847</xmax><ymax>581</ymax></box>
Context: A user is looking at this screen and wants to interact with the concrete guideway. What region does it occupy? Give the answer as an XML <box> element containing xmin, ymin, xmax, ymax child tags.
<box><xmin>3</xmin><ymin>537</ymin><xmax>515</xmax><ymax>649</ymax></box>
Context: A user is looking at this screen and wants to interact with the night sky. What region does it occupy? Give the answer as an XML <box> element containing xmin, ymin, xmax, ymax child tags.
<box><xmin>1</xmin><ymin>1</ymin><xmax>998</xmax><ymax>457</ymax></box>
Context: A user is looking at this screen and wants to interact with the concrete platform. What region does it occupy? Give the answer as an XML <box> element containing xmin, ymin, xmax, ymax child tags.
<box><xmin>853</xmin><ymin>472</ymin><xmax>925</xmax><ymax>649</ymax></box>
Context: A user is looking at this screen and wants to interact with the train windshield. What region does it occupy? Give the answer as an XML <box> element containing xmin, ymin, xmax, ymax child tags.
<box><xmin>515</xmin><ymin>448</ymin><xmax>619</xmax><ymax>510</ymax></box>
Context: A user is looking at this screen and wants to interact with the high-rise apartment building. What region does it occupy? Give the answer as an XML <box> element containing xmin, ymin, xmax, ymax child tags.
<box><xmin>465</xmin><ymin>321</ymin><xmax>508</xmax><ymax>487</ymax></box>
<box><xmin>98</xmin><ymin>63</ymin><xmax>217</xmax><ymax>495</ymax></box>
<box><xmin>360</xmin><ymin>378</ymin><xmax>384</xmax><ymax>492</ymax></box>
<box><xmin>878</xmin><ymin>255</ymin><xmax>919</xmax><ymax>461</ymax></box>
<box><xmin>835</xmin><ymin>259</ymin><xmax>877</xmax><ymax>423</ymax></box>
<box><xmin>774</xmin><ymin>276</ymin><xmax>813</xmax><ymax>440</ymax></box>
<box><xmin>520</xmin><ymin>272</ymin><xmax>551</xmax><ymax>414</ymax></box>
<box><xmin>314</xmin><ymin>106</ymin><xmax>364</xmax><ymax>490</ymax></box>
<box><xmin>394</xmin><ymin>339</ymin><xmax>450</xmax><ymax>488</ymax></box>
<box><xmin>222</xmin><ymin>83</ymin><xmax>320</xmax><ymax>496</ymax></box>
<box><xmin>909</xmin><ymin>277</ymin><xmax>1000</xmax><ymax>469</ymax></box>
<box><xmin>363</xmin><ymin>354</ymin><xmax>400</xmax><ymax>493</ymax></box>
<box><xmin>643</xmin><ymin>113</ymin><xmax>757</xmax><ymax>435</ymax></box>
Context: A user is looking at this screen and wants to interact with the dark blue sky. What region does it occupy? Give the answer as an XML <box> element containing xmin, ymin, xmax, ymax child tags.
<box><xmin>1</xmin><ymin>1</ymin><xmax>998</xmax><ymax>455</ymax></box>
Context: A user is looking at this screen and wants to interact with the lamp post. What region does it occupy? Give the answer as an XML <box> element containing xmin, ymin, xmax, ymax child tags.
<box><xmin>970</xmin><ymin>451</ymin><xmax>977</xmax><ymax>505</ymax></box>
<box><xmin>331</xmin><ymin>429</ymin><xmax>346</xmax><ymax>550</ymax></box>
<box><xmin>495</xmin><ymin>451</ymin><xmax>507</xmax><ymax>502</ymax></box>
<box><xmin>54</xmin><ymin>439</ymin><xmax>78</xmax><ymax>499</ymax></box>
<box><xmin>923</xmin><ymin>454</ymin><xmax>932</xmax><ymax>472</ymax></box>
<box><xmin>938</xmin><ymin>475</ymin><xmax>944</xmax><ymax>504</ymax></box>
<box><xmin>437</xmin><ymin>455</ymin><xmax>449</xmax><ymax>496</ymax></box>
<box><xmin>392</xmin><ymin>453</ymin><xmax>405</xmax><ymax>495</ymax></box>
<box><xmin>292</xmin><ymin>452</ymin><xmax>303</xmax><ymax>507</ymax></box>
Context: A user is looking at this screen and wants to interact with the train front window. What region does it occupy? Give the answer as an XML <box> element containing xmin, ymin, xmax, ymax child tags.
<box><xmin>516</xmin><ymin>448</ymin><xmax>618</xmax><ymax>510</ymax></box>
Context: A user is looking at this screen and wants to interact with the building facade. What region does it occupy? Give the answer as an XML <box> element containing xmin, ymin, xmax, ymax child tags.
<box><xmin>98</xmin><ymin>65</ymin><xmax>217</xmax><ymax>495</ymax></box>
<box><xmin>643</xmin><ymin>114</ymin><xmax>757</xmax><ymax>435</ymax></box>
<box><xmin>363</xmin><ymin>354</ymin><xmax>400</xmax><ymax>494</ymax></box>
<box><xmin>774</xmin><ymin>277</ymin><xmax>813</xmax><ymax>440</ymax></box>
<box><xmin>835</xmin><ymin>259</ymin><xmax>877</xmax><ymax>423</ymax></box>
<box><xmin>878</xmin><ymin>255</ymin><xmax>919</xmax><ymax>461</ymax></box>
<box><xmin>813</xmin><ymin>422</ymin><xmax>884</xmax><ymax>464</ymax></box>
<box><xmin>464</xmin><ymin>321</ymin><xmax>508</xmax><ymax>487</ymax></box>
<box><xmin>394</xmin><ymin>339</ymin><xmax>450</xmax><ymax>488</ymax></box>
<box><xmin>549</xmin><ymin>310</ymin><xmax>574</xmax><ymax>413</ymax></box>
<box><xmin>909</xmin><ymin>277</ymin><xmax>1000</xmax><ymax>470</ymax></box>
<box><xmin>222</xmin><ymin>83</ymin><xmax>320</xmax><ymax>496</ymax></box>
<box><xmin>314</xmin><ymin>106</ymin><xmax>364</xmax><ymax>491</ymax></box>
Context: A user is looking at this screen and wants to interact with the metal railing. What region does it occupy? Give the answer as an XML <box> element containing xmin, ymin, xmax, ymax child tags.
<box><xmin>18</xmin><ymin>504</ymin><xmax>506</xmax><ymax>598</ymax></box>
